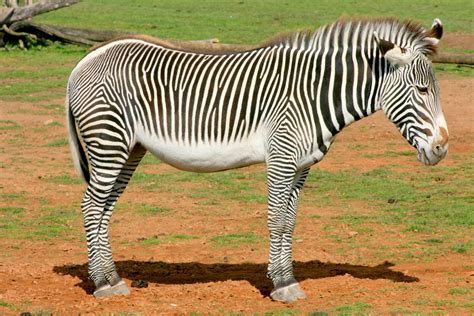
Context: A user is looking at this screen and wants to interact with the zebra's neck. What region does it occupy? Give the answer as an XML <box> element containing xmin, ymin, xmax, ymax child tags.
<box><xmin>283</xmin><ymin>26</ymin><xmax>385</xmax><ymax>142</ymax></box>
<box><xmin>271</xmin><ymin>18</ymin><xmax>433</xmax><ymax>136</ymax></box>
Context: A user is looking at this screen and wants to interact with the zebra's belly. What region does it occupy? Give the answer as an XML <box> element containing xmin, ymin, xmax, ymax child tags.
<box><xmin>136</xmin><ymin>132</ymin><xmax>266</xmax><ymax>172</ymax></box>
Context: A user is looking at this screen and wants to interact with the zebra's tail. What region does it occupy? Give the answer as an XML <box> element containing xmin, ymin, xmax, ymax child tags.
<box><xmin>66</xmin><ymin>85</ymin><xmax>90</xmax><ymax>184</ymax></box>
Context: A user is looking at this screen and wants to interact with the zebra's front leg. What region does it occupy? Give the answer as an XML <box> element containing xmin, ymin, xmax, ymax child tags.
<box><xmin>267</xmin><ymin>163</ymin><xmax>310</xmax><ymax>303</ymax></box>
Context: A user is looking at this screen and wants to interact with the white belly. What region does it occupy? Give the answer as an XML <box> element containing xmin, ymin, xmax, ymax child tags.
<box><xmin>136</xmin><ymin>130</ymin><xmax>266</xmax><ymax>172</ymax></box>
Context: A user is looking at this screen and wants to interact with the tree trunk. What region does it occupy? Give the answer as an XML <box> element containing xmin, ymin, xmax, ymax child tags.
<box><xmin>3</xmin><ymin>0</ymin><xmax>18</xmax><ymax>8</ymax></box>
<box><xmin>432</xmin><ymin>52</ymin><xmax>474</xmax><ymax>65</ymax></box>
<box><xmin>0</xmin><ymin>0</ymin><xmax>80</xmax><ymax>25</ymax></box>
<box><xmin>9</xmin><ymin>20</ymin><xmax>129</xmax><ymax>45</ymax></box>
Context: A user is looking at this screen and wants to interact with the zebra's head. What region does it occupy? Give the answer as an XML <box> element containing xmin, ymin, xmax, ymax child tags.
<box><xmin>374</xmin><ymin>19</ymin><xmax>448</xmax><ymax>166</ymax></box>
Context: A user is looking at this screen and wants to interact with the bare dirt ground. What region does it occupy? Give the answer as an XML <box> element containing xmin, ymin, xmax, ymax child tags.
<box><xmin>0</xmin><ymin>69</ymin><xmax>473</xmax><ymax>313</ymax></box>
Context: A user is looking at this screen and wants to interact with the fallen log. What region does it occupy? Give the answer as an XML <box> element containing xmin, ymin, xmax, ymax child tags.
<box><xmin>0</xmin><ymin>0</ymin><xmax>82</xmax><ymax>47</ymax></box>
<box><xmin>6</xmin><ymin>20</ymin><xmax>219</xmax><ymax>47</ymax></box>
<box><xmin>9</xmin><ymin>20</ymin><xmax>129</xmax><ymax>46</ymax></box>
<box><xmin>432</xmin><ymin>52</ymin><xmax>474</xmax><ymax>65</ymax></box>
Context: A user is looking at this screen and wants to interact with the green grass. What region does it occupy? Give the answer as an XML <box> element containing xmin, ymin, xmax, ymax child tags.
<box><xmin>448</xmin><ymin>287</ymin><xmax>471</xmax><ymax>295</ymax></box>
<box><xmin>29</xmin><ymin>224</ymin><xmax>72</xmax><ymax>239</ymax></box>
<box><xmin>39</xmin><ymin>103</ymin><xmax>64</xmax><ymax>114</ymax></box>
<box><xmin>26</xmin><ymin>208</ymin><xmax>77</xmax><ymax>240</ymax></box>
<box><xmin>0</xmin><ymin>43</ymin><xmax>86</xmax><ymax>103</ymax></box>
<box><xmin>362</xmin><ymin>150</ymin><xmax>414</xmax><ymax>158</ymax></box>
<box><xmin>131</xmin><ymin>169</ymin><xmax>267</xmax><ymax>204</ymax></box>
<box><xmin>0</xmin><ymin>120</ymin><xmax>21</xmax><ymax>131</ymax></box>
<box><xmin>45</xmin><ymin>138</ymin><xmax>68</xmax><ymax>147</ymax></box>
<box><xmin>0</xmin><ymin>201</ymin><xmax>25</xmax><ymax>239</ymax></box>
<box><xmin>137</xmin><ymin>204</ymin><xmax>171</xmax><ymax>215</ymax></box>
<box><xmin>30</xmin><ymin>310</ymin><xmax>53</xmax><ymax>316</ymax></box>
<box><xmin>140</xmin><ymin>153</ymin><xmax>161</xmax><ymax>165</ymax></box>
<box><xmin>189</xmin><ymin>172</ymin><xmax>267</xmax><ymax>204</ymax></box>
<box><xmin>33</xmin><ymin>0</ymin><xmax>474</xmax><ymax>42</ymax></box>
<box><xmin>389</xmin><ymin>307</ymin><xmax>421</xmax><ymax>314</ymax></box>
<box><xmin>452</xmin><ymin>242</ymin><xmax>473</xmax><ymax>254</ymax></box>
<box><xmin>0</xmin><ymin>75</ymin><xmax>66</xmax><ymax>97</ymax></box>
<box><xmin>334</xmin><ymin>302</ymin><xmax>372</xmax><ymax>314</ymax></box>
<box><xmin>116</xmin><ymin>203</ymin><xmax>172</xmax><ymax>215</ymax></box>
<box><xmin>116</xmin><ymin>312</ymin><xmax>140</xmax><ymax>316</ymax></box>
<box><xmin>0</xmin><ymin>66</ymin><xmax>72</xmax><ymax>80</ymax></box>
<box><xmin>300</xmin><ymin>160</ymin><xmax>473</xmax><ymax>261</ymax></box>
<box><xmin>306</xmin><ymin>162</ymin><xmax>474</xmax><ymax>231</ymax></box>
<box><xmin>141</xmin><ymin>234</ymin><xmax>199</xmax><ymax>245</ymax></box>
<box><xmin>433</xmin><ymin>63</ymin><xmax>474</xmax><ymax>77</ymax></box>
<box><xmin>261</xmin><ymin>309</ymin><xmax>300</xmax><ymax>316</ymax></box>
<box><xmin>166</xmin><ymin>234</ymin><xmax>199</xmax><ymax>242</ymax></box>
<box><xmin>442</xmin><ymin>47</ymin><xmax>474</xmax><ymax>55</ymax></box>
<box><xmin>0</xmin><ymin>205</ymin><xmax>79</xmax><ymax>240</ymax></box>
<box><xmin>0</xmin><ymin>299</ymin><xmax>16</xmax><ymax>310</ymax></box>
<box><xmin>425</xmin><ymin>238</ymin><xmax>444</xmax><ymax>244</ymax></box>
<box><xmin>0</xmin><ymin>206</ymin><xmax>25</xmax><ymax>214</ymax></box>
<box><xmin>140</xmin><ymin>236</ymin><xmax>161</xmax><ymax>245</ymax></box>
<box><xmin>46</xmin><ymin>174</ymin><xmax>84</xmax><ymax>185</ymax></box>
<box><xmin>0</xmin><ymin>192</ymin><xmax>27</xmax><ymax>202</ymax></box>
<box><xmin>211</xmin><ymin>232</ymin><xmax>264</xmax><ymax>247</ymax></box>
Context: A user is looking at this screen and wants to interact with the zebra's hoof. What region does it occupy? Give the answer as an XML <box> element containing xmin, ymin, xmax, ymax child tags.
<box><xmin>93</xmin><ymin>280</ymin><xmax>130</xmax><ymax>298</ymax></box>
<box><xmin>111</xmin><ymin>280</ymin><xmax>130</xmax><ymax>295</ymax></box>
<box><xmin>270</xmin><ymin>283</ymin><xmax>307</xmax><ymax>303</ymax></box>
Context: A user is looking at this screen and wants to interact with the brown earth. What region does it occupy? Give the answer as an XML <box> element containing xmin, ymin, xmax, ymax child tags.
<box><xmin>0</xmin><ymin>73</ymin><xmax>473</xmax><ymax>313</ymax></box>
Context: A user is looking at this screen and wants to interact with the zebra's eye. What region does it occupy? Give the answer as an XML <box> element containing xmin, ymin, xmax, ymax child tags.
<box><xmin>416</xmin><ymin>85</ymin><xmax>429</xmax><ymax>94</ymax></box>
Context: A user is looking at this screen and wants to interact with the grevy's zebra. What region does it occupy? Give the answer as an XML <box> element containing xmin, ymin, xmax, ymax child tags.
<box><xmin>67</xmin><ymin>17</ymin><xmax>448</xmax><ymax>303</ymax></box>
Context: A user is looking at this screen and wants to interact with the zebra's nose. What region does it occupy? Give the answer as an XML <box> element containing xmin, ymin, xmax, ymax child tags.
<box><xmin>432</xmin><ymin>127</ymin><xmax>448</xmax><ymax>157</ymax></box>
<box><xmin>433</xmin><ymin>143</ymin><xmax>446</xmax><ymax>157</ymax></box>
<box><xmin>432</xmin><ymin>138</ymin><xmax>448</xmax><ymax>158</ymax></box>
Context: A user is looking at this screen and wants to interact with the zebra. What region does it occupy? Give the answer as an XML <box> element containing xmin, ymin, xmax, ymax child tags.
<box><xmin>66</xmin><ymin>17</ymin><xmax>448</xmax><ymax>303</ymax></box>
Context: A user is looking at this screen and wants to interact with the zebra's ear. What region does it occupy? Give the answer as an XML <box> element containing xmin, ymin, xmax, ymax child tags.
<box><xmin>424</xmin><ymin>18</ymin><xmax>443</xmax><ymax>46</ymax></box>
<box><xmin>373</xmin><ymin>31</ymin><xmax>412</xmax><ymax>66</ymax></box>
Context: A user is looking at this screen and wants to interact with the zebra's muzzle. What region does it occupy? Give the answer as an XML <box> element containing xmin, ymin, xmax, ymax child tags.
<box><xmin>416</xmin><ymin>144</ymin><xmax>447</xmax><ymax>166</ymax></box>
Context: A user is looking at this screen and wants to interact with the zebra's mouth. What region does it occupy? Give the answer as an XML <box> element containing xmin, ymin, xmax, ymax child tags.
<box><xmin>416</xmin><ymin>147</ymin><xmax>443</xmax><ymax>166</ymax></box>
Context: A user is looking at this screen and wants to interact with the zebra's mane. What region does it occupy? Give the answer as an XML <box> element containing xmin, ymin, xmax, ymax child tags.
<box><xmin>267</xmin><ymin>17</ymin><xmax>438</xmax><ymax>56</ymax></box>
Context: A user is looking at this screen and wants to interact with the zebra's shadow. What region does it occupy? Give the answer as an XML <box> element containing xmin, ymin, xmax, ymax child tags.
<box><xmin>53</xmin><ymin>260</ymin><xmax>418</xmax><ymax>296</ymax></box>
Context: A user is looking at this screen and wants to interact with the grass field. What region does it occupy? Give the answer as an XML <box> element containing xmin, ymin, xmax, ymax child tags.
<box><xmin>0</xmin><ymin>0</ymin><xmax>473</xmax><ymax>314</ymax></box>
<box><xmin>33</xmin><ymin>0</ymin><xmax>474</xmax><ymax>42</ymax></box>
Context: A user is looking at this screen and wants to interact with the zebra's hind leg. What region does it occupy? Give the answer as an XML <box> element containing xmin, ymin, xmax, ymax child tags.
<box><xmin>81</xmin><ymin>143</ymin><xmax>146</xmax><ymax>298</ymax></box>
<box><xmin>93</xmin><ymin>144</ymin><xmax>147</xmax><ymax>298</ymax></box>
<box><xmin>267</xmin><ymin>165</ymin><xmax>310</xmax><ymax>303</ymax></box>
